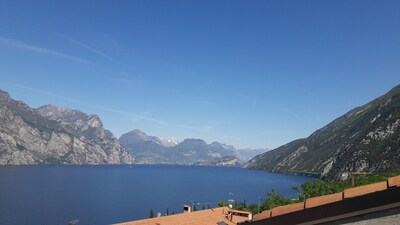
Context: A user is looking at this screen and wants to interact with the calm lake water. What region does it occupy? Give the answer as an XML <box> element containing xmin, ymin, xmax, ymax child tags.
<box><xmin>0</xmin><ymin>165</ymin><xmax>313</xmax><ymax>225</ymax></box>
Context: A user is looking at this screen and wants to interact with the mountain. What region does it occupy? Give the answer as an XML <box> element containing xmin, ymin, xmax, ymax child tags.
<box><xmin>119</xmin><ymin>129</ymin><xmax>241</xmax><ymax>165</ymax></box>
<box><xmin>159</xmin><ymin>137</ymin><xmax>180</xmax><ymax>147</ymax></box>
<box><xmin>236</xmin><ymin>148</ymin><xmax>268</xmax><ymax>163</ymax></box>
<box><xmin>171</xmin><ymin>139</ymin><xmax>239</xmax><ymax>164</ymax></box>
<box><xmin>119</xmin><ymin>129</ymin><xmax>167</xmax><ymax>164</ymax></box>
<box><xmin>119</xmin><ymin>129</ymin><xmax>163</xmax><ymax>146</ymax></box>
<box><xmin>0</xmin><ymin>90</ymin><xmax>134</xmax><ymax>165</ymax></box>
<box><xmin>245</xmin><ymin>84</ymin><xmax>400</xmax><ymax>181</ymax></box>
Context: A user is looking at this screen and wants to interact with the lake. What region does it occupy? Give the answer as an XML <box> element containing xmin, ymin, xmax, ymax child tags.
<box><xmin>0</xmin><ymin>165</ymin><xmax>313</xmax><ymax>225</ymax></box>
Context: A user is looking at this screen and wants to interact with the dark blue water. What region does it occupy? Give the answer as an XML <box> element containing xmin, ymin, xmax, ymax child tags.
<box><xmin>0</xmin><ymin>165</ymin><xmax>312</xmax><ymax>225</ymax></box>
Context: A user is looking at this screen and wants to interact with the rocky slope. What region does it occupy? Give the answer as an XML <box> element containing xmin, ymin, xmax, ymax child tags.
<box><xmin>236</xmin><ymin>148</ymin><xmax>268</xmax><ymax>163</ymax></box>
<box><xmin>193</xmin><ymin>156</ymin><xmax>240</xmax><ymax>166</ymax></box>
<box><xmin>0</xmin><ymin>90</ymin><xmax>134</xmax><ymax>165</ymax></box>
<box><xmin>245</xmin><ymin>84</ymin><xmax>400</xmax><ymax>181</ymax></box>
<box><xmin>119</xmin><ymin>129</ymin><xmax>257</xmax><ymax>165</ymax></box>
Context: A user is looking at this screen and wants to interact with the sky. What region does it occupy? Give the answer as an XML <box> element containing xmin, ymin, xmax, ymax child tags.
<box><xmin>0</xmin><ymin>0</ymin><xmax>399</xmax><ymax>149</ymax></box>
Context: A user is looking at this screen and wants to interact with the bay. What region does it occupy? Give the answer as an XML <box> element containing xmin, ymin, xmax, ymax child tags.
<box><xmin>0</xmin><ymin>165</ymin><xmax>313</xmax><ymax>225</ymax></box>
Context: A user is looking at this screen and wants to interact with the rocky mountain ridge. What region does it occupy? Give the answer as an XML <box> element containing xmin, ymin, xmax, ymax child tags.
<box><xmin>244</xmin><ymin>84</ymin><xmax>400</xmax><ymax>180</ymax></box>
<box><xmin>0</xmin><ymin>90</ymin><xmax>134</xmax><ymax>165</ymax></box>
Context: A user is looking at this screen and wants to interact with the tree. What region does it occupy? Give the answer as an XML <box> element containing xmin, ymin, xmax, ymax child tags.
<box><xmin>262</xmin><ymin>189</ymin><xmax>296</xmax><ymax>210</ymax></box>
<box><xmin>248</xmin><ymin>204</ymin><xmax>259</xmax><ymax>214</ymax></box>
<box><xmin>149</xmin><ymin>208</ymin><xmax>154</xmax><ymax>218</ymax></box>
<box><xmin>293</xmin><ymin>179</ymin><xmax>345</xmax><ymax>200</ymax></box>
<box><xmin>217</xmin><ymin>201</ymin><xmax>227</xmax><ymax>207</ymax></box>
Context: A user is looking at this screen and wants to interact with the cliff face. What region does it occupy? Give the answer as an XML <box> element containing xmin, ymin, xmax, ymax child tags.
<box><xmin>0</xmin><ymin>90</ymin><xmax>134</xmax><ymax>165</ymax></box>
<box><xmin>245</xmin><ymin>84</ymin><xmax>400</xmax><ymax>180</ymax></box>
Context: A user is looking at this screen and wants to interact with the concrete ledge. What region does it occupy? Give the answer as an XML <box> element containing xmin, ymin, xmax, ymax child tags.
<box><xmin>253</xmin><ymin>210</ymin><xmax>271</xmax><ymax>221</ymax></box>
<box><xmin>344</xmin><ymin>181</ymin><xmax>387</xmax><ymax>199</ymax></box>
<box><xmin>305</xmin><ymin>192</ymin><xmax>343</xmax><ymax>208</ymax></box>
<box><xmin>271</xmin><ymin>202</ymin><xmax>304</xmax><ymax>217</ymax></box>
<box><xmin>388</xmin><ymin>175</ymin><xmax>400</xmax><ymax>187</ymax></box>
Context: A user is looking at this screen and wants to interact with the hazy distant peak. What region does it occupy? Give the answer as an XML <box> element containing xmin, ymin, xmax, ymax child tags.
<box><xmin>210</xmin><ymin>141</ymin><xmax>224</xmax><ymax>146</ymax></box>
<box><xmin>210</xmin><ymin>141</ymin><xmax>236</xmax><ymax>151</ymax></box>
<box><xmin>235</xmin><ymin>148</ymin><xmax>269</xmax><ymax>163</ymax></box>
<box><xmin>119</xmin><ymin>129</ymin><xmax>259</xmax><ymax>165</ymax></box>
<box><xmin>180</xmin><ymin>138</ymin><xmax>208</xmax><ymax>146</ymax></box>
<box><xmin>159</xmin><ymin>137</ymin><xmax>180</xmax><ymax>147</ymax></box>
<box><xmin>130</xmin><ymin>129</ymin><xmax>149</xmax><ymax>139</ymax></box>
<box><xmin>119</xmin><ymin>129</ymin><xmax>163</xmax><ymax>145</ymax></box>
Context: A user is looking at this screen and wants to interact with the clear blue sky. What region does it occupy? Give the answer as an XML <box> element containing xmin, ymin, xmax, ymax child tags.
<box><xmin>0</xmin><ymin>0</ymin><xmax>399</xmax><ymax>149</ymax></box>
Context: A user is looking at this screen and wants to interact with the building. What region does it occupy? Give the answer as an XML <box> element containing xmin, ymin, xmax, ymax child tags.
<box><xmin>245</xmin><ymin>175</ymin><xmax>400</xmax><ymax>225</ymax></box>
<box><xmin>113</xmin><ymin>206</ymin><xmax>252</xmax><ymax>225</ymax></box>
<box><xmin>114</xmin><ymin>175</ymin><xmax>400</xmax><ymax>225</ymax></box>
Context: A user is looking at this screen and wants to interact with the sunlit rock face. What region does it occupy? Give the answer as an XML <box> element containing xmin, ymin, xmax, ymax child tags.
<box><xmin>0</xmin><ymin>90</ymin><xmax>134</xmax><ymax>165</ymax></box>
<box><xmin>245</xmin><ymin>84</ymin><xmax>400</xmax><ymax>181</ymax></box>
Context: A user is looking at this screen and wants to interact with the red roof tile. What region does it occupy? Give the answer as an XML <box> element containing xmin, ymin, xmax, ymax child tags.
<box><xmin>305</xmin><ymin>192</ymin><xmax>343</xmax><ymax>208</ymax></box>
<box><xmin>271</xmin><ymin>202</ymin><xmax>304</xmax><ymax>217</ymax></box>
<box><xmin>113</xmin><ymin>207</ymin><xmax>247</xmax><ymax>225</ymax></box>
<box><xmin>252</xmin><ymin>210</ymin><xmax>271</xmax><ymax>221</ymax></box>
<box><xmin>388</xmin><ymin>175</ymin><xmax>400</xmax><ymax>187</ymax></box>
<box><xmin>343</xmin><ymin>181</ymin><xmax>387</xmax><ymax>198</ymax></box>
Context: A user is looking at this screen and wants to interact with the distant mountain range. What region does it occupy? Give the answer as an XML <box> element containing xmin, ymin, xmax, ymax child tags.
<box><xmin>245</xmin><ymin>84</ymin><xmax>400</xmax><ymax>180</ymax></box>
<box><xmin>119</xmin><ymin>129</ymin><xmax>267</xmax><ymax>166</ymax></box>
<box><xmin>0</xmin><ymin>90</ymin><xmax>134</xmax><ymax>165</ymax></box>
<box><xmin>0</xmin><ymin>89</ymin><xmax>266</xmax><ymax>166</ymax></box>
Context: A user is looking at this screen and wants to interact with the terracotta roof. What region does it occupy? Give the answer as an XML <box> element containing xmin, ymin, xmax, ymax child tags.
<box><xmin>388</xmin><ymin>175</ymin><xmax>400</xmax><ymax>187</ymax></box>
<box><xmin>226</xmin><ymin>209</ymin><xmax>252</xmax><ymax>215</ymax></box>
<box><xmin>113</xmin><ymin>207</ymin><xmax>239</xmax><ymax>225</ymax></box>
<box><xmin>270</xmin><ymin>202</ymin><xmax>304</xmax><ymax>217</ymax></box>
<box><xmin>252</xmin><ymin>174</ymin><xmax>400</xmax><ymax>223</ymax></box>
<box><xmin>252</xmin><ymin>210</ymin><xmax>271</xmax><ymax>221</ymax></box>
<box><xmin>343</xmin><ymin>181</ymin><xmax>387</xmax><ymax>198</ymax></box>
<box><xmin>305</xmin><ymin>192</ymin><xmax>342</xmax><ymax>208</ymax></box>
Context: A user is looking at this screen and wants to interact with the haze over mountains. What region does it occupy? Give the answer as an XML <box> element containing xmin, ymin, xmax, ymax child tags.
<box><xmin>119</xmin><ymin>129</ymin><xmax>266</xmax><ymax>165</ymax></box>
<box><xmin>245</xmin><ymin>84</ymin><xmax>400</xmax><ymax>181</ymax></box>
